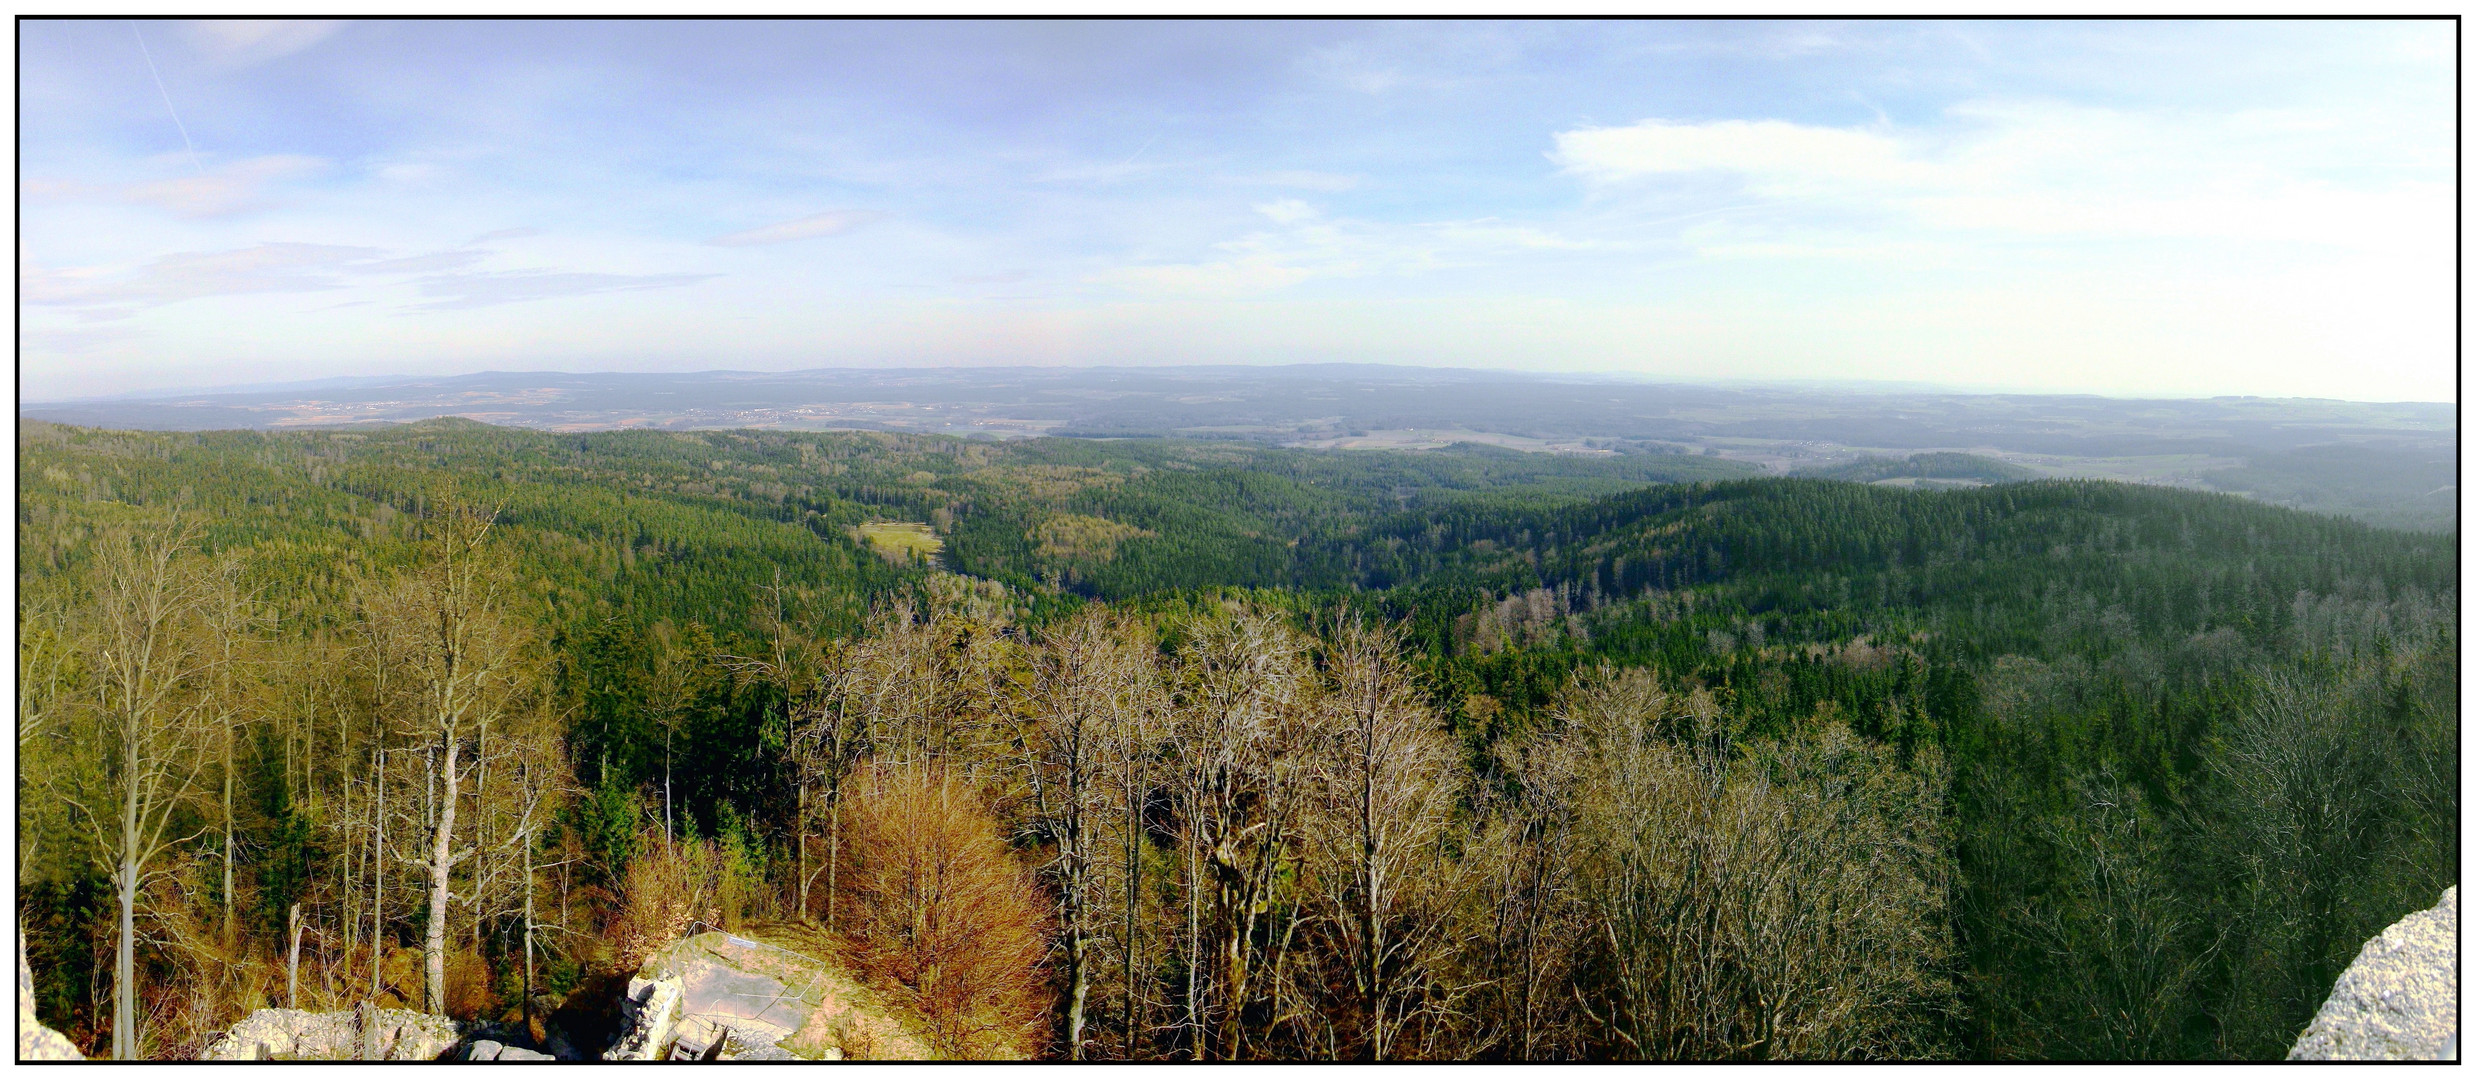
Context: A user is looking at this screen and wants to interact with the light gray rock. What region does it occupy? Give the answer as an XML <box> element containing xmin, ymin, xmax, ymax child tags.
<box><xmin>2290</xmin><ymin>886</ymin><xmax>2458</xmax><ymax>1061</ymax></box>
<box><xmin>601</xmin><ymin>974</ymin><xmax>685</xmax><ymax>1061</ymax></box>
<box><xmin>465</xmin><ymin>1038</ymin><xmax>556</xmax><ymax>1062</ymax></box>
<box><xmin>202</xmin><ymin>1006</ymin><xmax>465</xmax><ymax>1060</ymax></box>
<box><xmin>17</xmin><ymin>932</ymin><xmax>83</xmax><ymax>1060</ymax></box>
<box><xmin>732</xmin><ymin>1043</ymin><xmax>803</xmax><ymax>1061</ymax></box>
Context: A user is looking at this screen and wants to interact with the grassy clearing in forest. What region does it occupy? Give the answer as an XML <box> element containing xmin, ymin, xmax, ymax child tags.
<box><xmin>853</xmin><ymin>522</ymin><xmax>944</xmax><ymax>565</ymax></box>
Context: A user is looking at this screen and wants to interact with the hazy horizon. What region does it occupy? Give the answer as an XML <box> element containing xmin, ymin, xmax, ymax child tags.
<box><xmin>18</xmin><ymin>359</ymin><xmax>2458</xmax><ymax>409</ymax></box>
<box><xmin>20</xmin><ymin>20</ymin><xmax>2455</xmax><ymax>403</ymax></box>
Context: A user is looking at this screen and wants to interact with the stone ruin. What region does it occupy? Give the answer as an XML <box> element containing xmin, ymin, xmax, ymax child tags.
<box><xmin>603</xmin><ymin>973</ymin><xmax>687</xmax><ymax>1060</ymax></box>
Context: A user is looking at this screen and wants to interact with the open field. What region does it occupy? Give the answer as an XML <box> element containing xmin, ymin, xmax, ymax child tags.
<box><xmin>852</xmin><ymin>522</ymin><xmax>943</xmax><ymax>565</ymax></box>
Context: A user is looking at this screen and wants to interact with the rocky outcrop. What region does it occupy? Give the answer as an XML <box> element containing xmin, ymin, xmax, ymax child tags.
<box><xmin>2290</xmin><ymin>886</ymin><xmax>2458</xmax><ymax>1061</ymax></box>
<box><xmin>607</xmin><ymin>928</ymin><xmax>921</xmax><ymax>1060</ymax></box>
<box><xmin>463</xmin><ymin>1038</ymin><xmax>557</xmax><ymax>1061</ymax></box>
<box><xmin>202</xmin><ymin>1005</ymin><xmax>466</xmax><ymax>1061</ymax></box>
<box><xmin>601</xmin><ymin>974</ymin><xmax>685</xmax><ymax>1061</ymax></box>
<box><xmin>18</xmin><ymin>932</ymin><xmax>83</xmax><ymax>1060</ymax></box>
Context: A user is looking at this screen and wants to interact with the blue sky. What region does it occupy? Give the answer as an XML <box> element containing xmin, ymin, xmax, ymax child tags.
<box><xmin>19</xmin><ymin>19</ymin><xmax>2455</xmax><ymax>402</ymax></box>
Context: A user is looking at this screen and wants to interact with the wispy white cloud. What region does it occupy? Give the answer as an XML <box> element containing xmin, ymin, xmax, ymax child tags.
<box><xmin>23</xmin><ymin>240</ymin><xmax>705</xmax><ymax>319</ymax></box>
<box><xmin>1034</xmin><ymin>156</ymin><xmax>1178</xmax><ymax>186</ymax></box>
<box><xmin>1430</xmin><ymin>221</ymin><xmax>1619</xmax><ymax>252</ymax></box>
<box><xmin>1098</xmin><ymin>213</ymin><xmax>1617</xmax><ymax>299</ymax></box>
<box><xmin>19</xmin><ymin>324</ymin><xmax>141</xmax><ymax>354</ymax></box>
<box><xmin>1554</xmin><ymin>118</ymin><xmax>1922</xmax><ymax>190</ymax></box>
<box><xmin>1099</xmin><ymin>256</ymin><xmax>1316</xmax><ymax>299</ymax></box>
<box><xmin>24</xmin><ymin>154</ymin><xmax>329</xmax><ymax>218</ymax></box>
<box><xmin>706</xmin><ymin>210</ymin><xmax>883</xmax><ymax>247</ymax></box>
<box><xmin>357</xmin><ymin>250</ymin><xmax>491</xmax><ymax>274</ymax></box>
<box><xmin>1254</xmin><ymin>199</ymin><xmax>1318</xmax><ymax>225</ymax></box>
<box><xmin>183</xmin><ymin>20</ymin><xmax>346</xmax><ymax>68</ymax></box>
<box><xmin>1249</xmin><ymin>170</ymin><xmax>1364</xmax><ymax>192</ymax></box>
<box><xmin>410</xmin><ymin>270</ymin><xmax>719</xmax><ymax>310</ymax></box>
<box><xmin>1552</xmin><ymin>103</ymin><xmax>2448</xmax><ymax>255</ymax></box>
<box><xmin>1688</xmin><ymin>235</ymin><xmax>1954</xmax><ymax>263</ymax></box>
<box><xmin>24</xmin><ymin>242</ymin><xmax>377</xmax><ymax>319</ymax></box>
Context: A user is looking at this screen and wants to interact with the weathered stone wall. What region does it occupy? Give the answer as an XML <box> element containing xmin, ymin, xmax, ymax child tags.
<box><xmin>2290</xmin><ymin>886</ymin><xmax>2458</xmax><ymax>1061</ymax></box>
<box><xmin>602</xmin><ymin>974</ymin><xmax>686</xmax><ymax>1061</ymax></box>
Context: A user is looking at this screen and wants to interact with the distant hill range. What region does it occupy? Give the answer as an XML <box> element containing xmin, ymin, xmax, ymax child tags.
<box><xmin>18</xmin><ymin>365</ymin><xmax>2455</xmax><ymax>532</ymax></box>
<box><xmin>1799</xmin><ymin>452</ymin><xmax>2040</xmax><ymax>486</ymax></box>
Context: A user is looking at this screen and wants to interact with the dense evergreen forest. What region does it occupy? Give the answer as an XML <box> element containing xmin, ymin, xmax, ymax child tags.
<box><xmin>16</xmin><ymin>418</ymin><xmax>2455</xmax><ymax>1060</ymax></box>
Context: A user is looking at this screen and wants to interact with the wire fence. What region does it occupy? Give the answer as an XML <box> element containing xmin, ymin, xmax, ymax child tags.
<box><xmin>669</xmin><ymin>921</ymin><xmax>836</xmax><ymax>1055</ymax></box>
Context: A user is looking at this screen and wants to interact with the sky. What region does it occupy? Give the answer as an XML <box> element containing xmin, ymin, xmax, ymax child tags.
<box><xmin>17</xmin><ymin>19</ymin><xmax>2458</xmax><ymax>403</ymax></box>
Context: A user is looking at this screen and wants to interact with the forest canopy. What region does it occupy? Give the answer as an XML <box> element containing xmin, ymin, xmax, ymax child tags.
<box><xmin>16</xmin><ymin>419</ymin><xmax>2456</xmax><ymax>1061</ymax></box>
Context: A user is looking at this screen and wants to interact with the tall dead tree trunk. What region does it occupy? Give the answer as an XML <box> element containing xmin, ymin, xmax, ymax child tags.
<box><xmin>795</xmin><ymin>778</ymin><xmax>809</xmax><ymax>919</ymax></box>
<box><xmin>115</xmin><ymin>808</ymin><xmax>139</xmax><ymax>1057</ymax></box>
<box><xmin>425</xmin><ymin>736</ymin><xmax>461</xmax><ymax>1015</ymax></box>
<box><xmin>221</xmin><ymin>705</ymin><xmax>237</xmax><ymax>947</ymax></box>
<box><xmin>207</xmin><ymin>557</ymin><xmax>253</xmax><ymax>950</ymax></box>
<box><xmin>287</xmin><ymin>903</ymin><xmax>304</xmax><ymax>1008</ymax></box>
<box><xmin>371</xmin><ymin>748</ymin><xmax>386</xmax><ymax>1001</ymax></box>
<box><xmin>1183</xmin><ymin>768</ymin><xmax>1206</xmax><ymax>1061</ymax></box>
<box><xmin>473</xmin><ymin>717</ymin><xmax>489</xmax><ymax>955</ymax></box>
<box><xmin>521</xmin><ymin>771</ymin><xmax>536</xmax><ymax>1034</ymax></box>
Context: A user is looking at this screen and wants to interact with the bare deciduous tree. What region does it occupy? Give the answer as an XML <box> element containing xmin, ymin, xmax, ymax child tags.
<box><xmin>1021</xmin><ymin>607</ymin><xmax>1163</xmax><ymax>1059</ymax></box>
<box><xmin>47</xmin><ymin>521</ymin><xmax>215</xmax><ymax>1059</ymax></box>
<box><xmin>1300</xmin><ymin>615</ymin><xmax>1470</xmax><ymax>1060</ymax></box>
<box><xmin>1167</xmin><ymin>608</ymin><xmax>1312</xmax><ymax>1060</ymax></box>
<box><xmin>1538</xmin><ymin>665</ymin><xmax>1957</xmax><ymax>1060</ymax></box>
<box><xmin>361</xmin><ymin>504</ymin><xmax>538</xmax><ymax>1016</ymax></box>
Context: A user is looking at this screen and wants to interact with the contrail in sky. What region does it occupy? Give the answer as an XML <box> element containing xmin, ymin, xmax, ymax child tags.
<box><xmin>130</xmin><ymin>21</ymin><xmax>206</xmax><ymax>176</ymax></box>
<box><xmin>1114</xmin><ymin>134</ymin><xmax>1160</xmax><ymax>171</ymax></box>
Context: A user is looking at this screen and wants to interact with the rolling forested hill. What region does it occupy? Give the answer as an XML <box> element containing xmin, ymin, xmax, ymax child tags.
<box><xmin>16</xmin><ymin>418</ymin><xmax>2455</xmax><ymax>1061</ymax></box>
<box><xmin>18</xmin><ymin>419</ymin><xmax>1752</xmax><ymax>626</ymax></box>
<box><xmin>26</xmin><ymin>366</ymin><xmax>2454</xmax><ymax>532</ymax></box>
<box><xmin>1795</xmin><ymin>451</ymin><xmax>2039</xmax><ymax>485</ymax></box>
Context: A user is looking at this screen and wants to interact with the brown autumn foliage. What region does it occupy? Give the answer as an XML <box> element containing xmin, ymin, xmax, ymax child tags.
<box><xmin>444</xmin><ymin>947</ymin><xmax>498</xmax><ymax>1020</ymax></box>
<box><xmin>134</xmin><ymin>857</ymin><xmax>275</xmax><ymax>1059</ymax></box>
<box><xmin>832</xmin><ymin>763</ymin><xmax>1052</xmax><ymax>1059</ymax></box>
<box><xmin>606</xmin><ymin>828</ymin><xmax>755</xmax><ymax>973</ymax></box>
